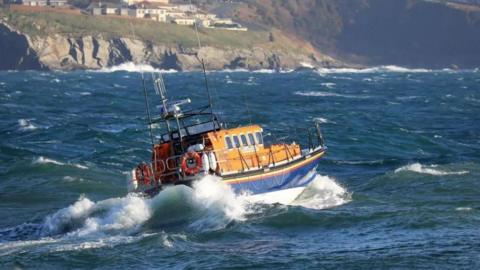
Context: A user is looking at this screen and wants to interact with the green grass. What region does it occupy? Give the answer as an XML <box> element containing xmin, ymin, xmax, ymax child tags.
<box><xmin>0</xmin><ymin>8</ymin><xmax>307</xmax><ymax>52</ymax></box>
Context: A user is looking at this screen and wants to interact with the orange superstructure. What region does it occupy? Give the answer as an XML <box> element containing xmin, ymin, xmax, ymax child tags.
<box><xmin>206</xmin><ymin>125</ymin><xmax>301</xmax><ymax>175</ymax></box>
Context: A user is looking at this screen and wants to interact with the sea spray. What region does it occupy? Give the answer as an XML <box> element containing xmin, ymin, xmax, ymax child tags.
<box><xmin>18</xmin><ymin>119</ymin><xmax>37</xmax><ymax>131</ymax></box>
<box><xmin>33</xmin><ymin>156</ymin><xmax>89</xmax><ymax>170</ymax></box>
<box><xmin>95</xmin><ymin>62</ymin><xmax>177</xmax><ymax>73</ymax></box>
<box><xmin>188</xmin><ymin>175</ymin><xmax>249</xmax><ymax>230</ymax></box>
<box><xmin>40</xmin><ymin>196</ymin><xmax>95</xmax><ymax>236</ymax></box>
<box><xmin>394</xmin><ymin>163</ymin><xmax>469</xmax><ymax>176</ymax></box>
<box><xmin>39</xmin><ymin>175</ymin><xmax>249</xmax><ymax>237</ymax></box>
<box><xmin>292</xmin><ymin>174</ymin><xmax>351</xmax><ymax>210</ymax></box>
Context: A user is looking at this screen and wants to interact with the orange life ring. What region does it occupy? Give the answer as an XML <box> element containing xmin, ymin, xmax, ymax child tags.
<box><xmin>181</xmin><ymin>152</ymin><xmax>202</xmax><ymax>175</ymax></box>
<box><xmin>135</xmin><ymin>162</ymin><xmax>153</xmax><ymax>185</ymax></box>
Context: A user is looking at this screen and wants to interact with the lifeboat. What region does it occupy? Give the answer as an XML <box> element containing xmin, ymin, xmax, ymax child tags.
<box><xmin>128</xmin><ymin>73</ymin><xmax>326</xmax><ymax>204</ymax></box>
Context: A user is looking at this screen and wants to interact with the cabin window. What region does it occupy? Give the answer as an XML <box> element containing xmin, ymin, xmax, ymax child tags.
<box><xmin>248</xmin><ymin>133</ymin><xmax>256</xmax><ymax>145</ymax></box>
<box><xmin>255</xmin><ymin>132</ymin><xmax>263</xmax><ymax>145</ymax></box>
<box><xmin>233</xmin><ymin>135</ymin><xmax>241</xmax><ymax>148</ymax></box>
<box><xmin>225</xmin><ymin>136</ymin><xmax>233</xmax><ymax>149</ymax></box>
<box><xmin>241</xmin><ymin>134</ymin><xmax>248</xmax><ymax>146</ymax></box>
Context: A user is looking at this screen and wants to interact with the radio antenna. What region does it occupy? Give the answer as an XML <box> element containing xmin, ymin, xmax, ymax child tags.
<box><xmin>130</xmin><ymin>22</ymin><xmax>155</xmax><ymax>146</ymax></box>
<box><xmin>191</xmin><ymin>0</ymin><xmax>215</xmax><ymax>122</ymax></box>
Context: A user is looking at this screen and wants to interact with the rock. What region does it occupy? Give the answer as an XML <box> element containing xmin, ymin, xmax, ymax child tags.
<box><xmin>0</xmin><ymin>21</ymin><xmax>344</xmax><ymax>71</ymax></box>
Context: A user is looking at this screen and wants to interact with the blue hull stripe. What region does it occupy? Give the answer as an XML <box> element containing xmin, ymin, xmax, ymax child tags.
<box><xmin>227</xmin><ymin>155</ymin><xmax>321</xmax><ymax>195</ymax></box>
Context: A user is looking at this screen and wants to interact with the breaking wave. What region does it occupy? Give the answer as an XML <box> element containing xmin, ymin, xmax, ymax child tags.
<box><xmin>292</xmin><ymin>174</ymin><xmax>351</xmax><ymax>210</ymax></box>
<box><xmin>394</xmin><ymin>163</ymin><xmax>469</xmax><ymax>176</ymax></box>
<box><xmin>0</xmin><ymin>174</ymin><xmax>349</xmax><ymax>252</ymax></box>
<box><xmin>18</xmin><ymin>176</ymin><xmax>247</xmax><ymax>240</ymax></box>
<box><xmin>33</xmin><ymin>156</ymin><xmax>88</xmax><ymax>170</ymax></box>
<box><xmin>18</xmin><ymin>119</ymin><xmax>37</xmax><ymax>131</ymax></box>
<box><xmin>294</xmin><ymin>91</ymin><xmax>370</xmax><ymax>99</ymax></box>
<box><xmin>96</xmin><ymin>62</ymin><xmax>178</xmax><ymax>73</ymax></box>
<box><xmin>316</xmin><ymin>65</ymin><xmax>434</xmax><ymax>75</ymax></box>
<box><xmin>216</xmin><ymin>68</ymin><xmax>293</xmax><ymax>73</ymax></box>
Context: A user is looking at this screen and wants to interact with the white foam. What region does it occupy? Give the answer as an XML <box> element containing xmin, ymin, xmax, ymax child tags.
<box><xmin>41</xmin><ymin>196</ymin><xmax>95</xmax><ymax>236</ymax></box>
<box><xmin>253</xmin><ymin>69</ymin><xmax>275</xmax><ymax>74</ymax></box>
<box><xmin>321</xmin><ymin>82</ymin><xmax>336</xmax><ymax>88</ymax></box>
<box><xmin>34</xmin><ymin>156</ymin><xmax>65</xmax><ymax>166</ymax></box>
<box><xmin>316</xmin><ymin>65</ymin><xmax>433</xmax><ymax>75</ymax></box>
<box><xmin>73</xmin><ymin>164</ymin><xmax>89</xmax><ymax>170</ymax></box>
<box><xmin>300</xmin><ymin>62</ymin><xmax>315</xmax><ymax>69</ymax></box>
<box><xmin>394</xmin><ymin>163</ymin><xmax>469</xmax><ymax>176</ymax></box>
<box><xmin>0</xmin><ymin>238</ymin><xmax>59</xmax><ymax>256</ymax></box>
<box><xmin>314</xmin><ymin>117</ymin><xmax>331</xmax><ymax>124</ymax></box>
<box><xmin>38</xmin><ymin>175</ymin><xmax>248</xmax><ymax>237</ymax></box>
<box><xmin>192</xmin><ymin>175</ymin><xmax>247</xmax><ymax>222</ymax></box>
<box><xmin>291</xmin><ymin>174</ymin><xmax>351</xmax><ymax>210</ymax></box>
<box><xmin>295</xmin><ymin>91</ymin><xmax>369</xmax><ymax>99</ymax></box>
<box><xmin>18</xmin><ymin>119</ymin><xmax>37</xmax><ymax>131</ymax></box>
<box><xmin>97</xmin><ymin>62</ymin><xmax>178</xmax><ymax>73</ymax></box>
<box><xmin>33</xmin><ymin>156</ymin><xmax>88</xmax><ymax>170</ymax></box>
<box><xmin>215</xmin><ymin>68</ymin><xmax>250</xmax><ymax>73</ymax></box>
<box><xmin>455</xmin><ymin>207</ymin><xmax>472</xmax><ymax>212</ymax></box>
<box><xmin>63</xmin><ymin>176</ymin><xmax>80</xmax><ymax>182</ymax></box>
<box><xmin>72</xmin><ymin>196</ymin><xmax>151</xmax><ymax>237</ymax></box>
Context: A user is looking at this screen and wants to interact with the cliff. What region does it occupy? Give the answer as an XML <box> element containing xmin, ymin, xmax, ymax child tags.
<box><xmin>0</xmin><ymin>8</ymin><xmax>342</xmax><ymax>71</ymax></box>
<box><xmin>230</xmin><ymin>0</ymin><xmax>480</xmax><ymax>69</ymax></box>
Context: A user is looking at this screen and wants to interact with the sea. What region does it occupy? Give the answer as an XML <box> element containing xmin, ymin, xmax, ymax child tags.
<box><xmin>0</xmin><ymin>64</ymin><xmax>479</xmax><ymax>269</ymax></box>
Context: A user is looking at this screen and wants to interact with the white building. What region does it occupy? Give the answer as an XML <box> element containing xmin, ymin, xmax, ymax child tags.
<box><xmin>124</xmin><ymin>0</ymin><xmax>169</xmax><ymax>6</ymax></box>
<box><xmin>128</xmin><ymin>5</ymin><xmax>167</xmax><ymax>21</ymax></box>
<box><xmin>175</xmin><ymin>4</ymin><xmax>196</xmax><ymax>12</ymax></box>
<box><xmin>48</xmin><ymin>0</ymin><xmax>67</xmax><ymax>6</ymax></box>
<box><xmin>171</xmin><ymin>17</ymin><xmax>195</xmax><ymax>25</ymax></box>
<box><xmin>22</xmin><ymin>0</ymin><xmax>48</xmax><ymax>6</ymax></box>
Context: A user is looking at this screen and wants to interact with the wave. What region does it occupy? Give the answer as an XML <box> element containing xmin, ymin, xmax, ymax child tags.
<box><xmin>394</xmin><ymin>163</ymin><xmax>469</xmax><ymax>176</ymax></box>
<box><xmin>314</xmin><ymin>117</ymin><xmax>330</xmax><ymax>124</ymax></box>
<box><xmin>0</xmin><ymin>174</ymin><xmax>349</xmax><ymax>252</ymax></box>
<box><xmin>96</xmin><ymin>62</ymin><xmax>178</xmax><ymax>73</ymax></box>
<box><xmin>300</xmin><ymin>62</ymin><xmax>315</xmax><ymax>69</ymax></box>
<box><xmin>33</xmin><ymin>156</ymin><xmax>88</xmax><ymax>170</ymax></box>
<box><xmin>291</xmin><ymin>174</ymin><xmax>351</xmax><ymax>210</ymax></box>
<box><xmin>455</xmin><ymin>207</ymin><xmax>472</xmax><ymax>212</ymax></box>
<box><xmin>214</xmin><ymin>68</ymin><xmax>294</xmax><ymax>73</ymax></box>
<box><xmin>37</xmin><ymin>175</ymin><xmax>246</xmax><ymax>238</ymax></box>
<box><xmin>321</xmin><ymin>82</ymin><xmax>336</xmax><ymax>89</ymax></box>
<box><xmin>294</xmin><ymin>91</ymin><xmax>370</xmax><ymax>99</ymax></box>
<box><xmin>316</xmin><ymin>65</ymin><xmax>434</xmax><ymax>75</ymax></box>
<box><xmin>18</xmin><ymin>119</ymin><xmax>37</xmax><ymax>131</ymax></box>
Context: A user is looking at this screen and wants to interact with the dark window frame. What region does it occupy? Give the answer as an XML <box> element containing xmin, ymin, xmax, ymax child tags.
<box><xmin>225</xmin><ymin>136</ymin><xmax>233</xmax><ymax>149</ymax></box>
<box><xmin>248</xmin><ymin>133</ymin><xmax>256</xmax><ymax>145</ymax></box>
<box><xmin>240</xmin><ymin>134</ymin><xmax>248</xmax><ymax>146</ymax></box>
<box><xmin>255</xmin><ymin>132</ymin><xmax>263</xmax><ymax>145</ymax></box>
<box><xmin>233</xmin><ymin>135</ymin><xmax>241</xmax><ymax>148</ymax></box>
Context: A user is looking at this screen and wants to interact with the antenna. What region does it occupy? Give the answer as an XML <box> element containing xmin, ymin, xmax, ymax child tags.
<box><xmin>130</xmin><ymin>22</ymin><xmax>155</xmax><ymax>146</ymax></box>
<box><xmin>242</xmin><ymin>92</ymin><xmax>253</xmax><ymax>125</ymax></box>
<box><xmin>191</xmin><ymin>0</ymin><xmax>215</xmax><ymax>122</ymax></box>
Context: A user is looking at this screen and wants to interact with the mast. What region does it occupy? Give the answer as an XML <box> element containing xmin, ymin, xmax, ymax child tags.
<box><xmin>192</xmin><ymin>11</ymin><xmax>216</xmax><ymax>124</ymax></box>
<box><xmin>141</xmin><ymin>73</ymin><xmax>155</xmax><ymax>146</ymax></box>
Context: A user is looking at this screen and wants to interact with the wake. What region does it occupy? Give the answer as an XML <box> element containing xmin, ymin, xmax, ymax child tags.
<box><xmin>0</xmin><ymin>174</ymin><xmax>349</xmax><ymax>252</ymax></box>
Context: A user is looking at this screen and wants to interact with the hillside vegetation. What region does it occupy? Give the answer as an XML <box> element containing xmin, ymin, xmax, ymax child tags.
<box><xmin>0</xmin><ymin>7</ymin><xmax>315</xmax><ymax>54</ymax></box>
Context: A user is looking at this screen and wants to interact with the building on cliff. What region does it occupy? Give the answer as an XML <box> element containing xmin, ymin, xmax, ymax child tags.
<box><xmin>124</xmin><ymin>0</ymin><xmax>169</xmax><ymax>5</ymax></box>
<box><xmin>21</xmin><ymin>0</ymin><xmax>47</xmax><ymax>6</ymax></box>
<box><xmin>20</xmin><ymin>0</ymin><xmax>66</xmax><ymax>6</ymax></box>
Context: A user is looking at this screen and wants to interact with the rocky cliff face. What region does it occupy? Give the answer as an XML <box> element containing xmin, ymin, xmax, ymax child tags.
<box><xmin>0</xmin><ymin>22</ymin><xmax>340</xmax><ymax>71</ymax></box>
<box><xmin>0</xmin><ymin>23</ymin><xmax>43</xmax><ymax>70</ymax></box>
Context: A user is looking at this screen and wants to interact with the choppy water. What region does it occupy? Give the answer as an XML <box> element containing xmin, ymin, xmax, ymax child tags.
<box><xmin>1</xmin><ymin>66</ymin><xmax>479</xmax><ymax>269</ymax></box>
